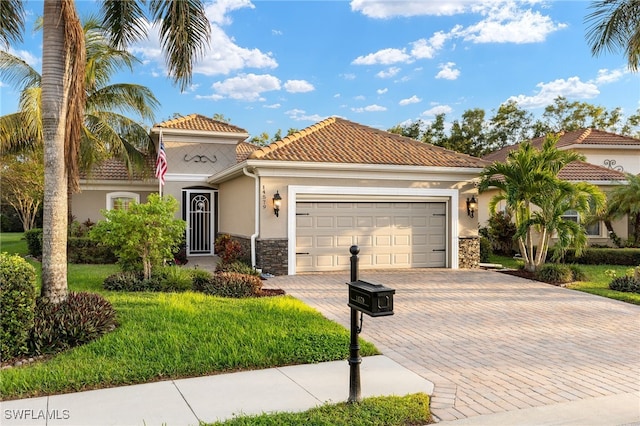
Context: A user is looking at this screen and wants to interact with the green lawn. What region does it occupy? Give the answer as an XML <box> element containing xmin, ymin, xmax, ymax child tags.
<box><xmin>489</xmin><ymin>254</ymin><xmax>640</xmax><ymax>305</ymax></box>
<box><xmin>0</xmin><ymin>233</ymin><xmax>378</xmax><ymax>399</ymax></box>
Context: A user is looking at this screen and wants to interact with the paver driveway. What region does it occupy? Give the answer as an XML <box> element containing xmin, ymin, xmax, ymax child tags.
<box><xmin>266</xmin><ymin>269</ymin><xmax>640</xmax><ymax>422</ymax></box>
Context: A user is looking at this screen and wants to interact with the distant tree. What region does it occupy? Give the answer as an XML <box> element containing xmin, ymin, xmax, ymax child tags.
<box><xmin>212</xmin><ymin>113</ymin><xmax>231</xmax><ymax>123</ymax></box>
<box><xmin>585</xmin><ymin>0</ymin><xmax>640</xmax><ymax>72</ymax></box>
<box><xmin>542</xmin><ymin>96</ymin><xmax>625</xmax><ymax>132</ymax></box>
<box><xmin>421</xmin><ymin>114</ymin><xmax>447</xmax><ymax>146</ymax></box>
<box><xmin>442</xmin><ymin>108</ymin><xmax>487</xmax><ymax>156</ymax></box>
<box><xmin>0</xmin><ymin>151</ymin><xmax>44</xmax><ymax>231</ymax></box>
<box><xmin>486</xmin><ymin>100</ymin><xmax>535</xmax><ymax>152</ymax></box>
<box><xmin>249</xmin><ymin>128</ymin><xmax>298</xmax><ymax>146</ymax></box>
<box><xmin>388</xmin><ymin>120</ymin><xmax>423</xmax><ymax>139</ymax></box>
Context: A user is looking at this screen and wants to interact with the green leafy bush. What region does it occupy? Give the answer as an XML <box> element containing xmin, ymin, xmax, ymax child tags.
<box><xmin>0</xmin><ymin>253</ymin><xmax>37</xmax><ymax>360</ymax></box>
<box><xmin>535</xmin><ymin>263</ymin><xmax>573</xmax><ymax>284</ymax></box>
<box><xmin>68</xmin><ymin>237</ymin><xmax>117</xmax><ymax>264</ymax></box>
<box><xmin>559</xmin><ymin>248</ymin><xmax>640</xmax><ymax>266</ymax></box>
<box><xmin>157</xmin><ymin>265</ymin><xmax>193</xmax><ymax>292</ymax></box>
<box><xmin>194</xmin><ymin>272</ymin><xmax>262</xmax><ymax>298</ymax></box>
<box><xmin>608</xmin><ymin>276</ymin><xmax>640</xmax><ymax>293</ymax></box>
<box><xmin>487</xmin><ymin>211</ymin><xmax>517</xmax><ymax>255</ymax></box>
<box><xmin>568</xmin><ymin>264</ymin><xmax>587</xmax><ymax>281</ymax></box>
<box><xmin>24</xmin><ymin>228</ymin><xmax>42</xmax><ymax>258</ymax></box>
<box><xmin>479</xmin><ymin>237</ymin><xmax>492</xmax><ymax>263</ymax></box>
<box><xmin>190</xmin><ymin>268</ymin><xmax>214</xmax><ymax>289</ymax></box>
<box><xmin>216</xmin><ymin>260</ymin><xmax>260</xmax><ymax>276</ymax></box>
<box><xmin>29</xmin><ymin>292</ymin><xmax>117</xmax><ymax>355</ymax></box>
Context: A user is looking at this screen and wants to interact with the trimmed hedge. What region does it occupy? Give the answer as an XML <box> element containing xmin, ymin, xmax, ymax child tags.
<box><xmin>559</xmin><ymin>248</ymin><xmax>640</xmax><ymax>266</ymax></box>
<box><xmin>0</xmin><ymin>253</ymin><xmax>37</xmax><ymax>360</ymax></box>
<box><xmin>24</xmin><ymin>228</ymin><xmax>43</xmax><ymax>258</ymax></box>
<box><xmin>68</xmin><ymin>237</ymin><xmax>117</xmax><ymax>264</ymax></box>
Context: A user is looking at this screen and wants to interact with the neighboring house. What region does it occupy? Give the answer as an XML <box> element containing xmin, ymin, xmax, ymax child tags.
<box><xmin>75</xmin><ymin>114</ymin><xmax>490</xmax><ymax>275</ymax></box>
<box><xmin>479</xmin><ymin>129</ymin><xmax>640</xmax><ymax>245</ymax></box>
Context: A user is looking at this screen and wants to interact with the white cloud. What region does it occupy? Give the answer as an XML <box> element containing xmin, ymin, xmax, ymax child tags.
<box><xmin>351</xmin><ymin>104</ymin><xmax>387</xmax><ymax>113</ymax></box>
<box><xmin>455</xmin><ymin>2</ymin><xmax>567</xmax><ymax>44</ymax></box>
<box><xmin>284</xmin><ymin>80</ymin><xmax>315</xmax><ymax>93</ymax></box>
<box><xmin>593</xmin><ymin>68</ymin><xmax>626</xmax><ymax>85</ymax></box>
<box><xmin>350</xmin><ymin>0</ymin><xmax>482</xmax><ymax>18</ymax></box>
<box><xmin>354</xmin><ymin>95</ymin><xmax>366</xmax><ymax>101</ymax></box>
<box><xmin>422</xmin><ymin>104</ymin><xmax>453</xmax><ymax>116</ymax></box>
<box><xmin>352</xmin><ymin>48</ymin><xmax>412</xmax><ymax>65</ymax></box>
<box><xmin>205</xmin><ymin>0</ymin><xmax>254</xmax><ymax>25</ymax></box>
<box><xmin>436</xmin><ymin>62</ymin><xmax>460</xmax><ymax>80</ymax></box>
<box><xmin>411</xmin><ymin>32</ymin><xmax>448</xmax><ymax>59</ymax></box>
<box><xmin>264</xmin><ymin>103</ymin><xmax>281</xmax><ymax>109</ymax></box>
<box><xmin>285</xmin><ymin>109</ymin><xmax>328</xmax><ymax>123</ymax></box>
<box><xmin>376</xmin><ymin>67</ymin><xmax>401</xmax><ymax>78</ymax></box>
<box><xmin>8</xmin><ymin>47</ymin><xmax>40</xmax><ymax>67</ymax></box>
<box><xmin>342</xmin><ymin>73</ymin><xmax>357</xmax><ymax>80</ymax></box>
<box><xmin>210</xmin><ymin>73</ymin><xmax>281</xmax><ymax>101</ymax></box>
<box><xmin>272</xmin><ymin>29</ymin><xmax>283</xmax><ymax>36</ymax></box>
<box><xmin>377</xmin><ymin>88</ymin><xmax>388</xmax><ymax>94</ymax></box>
<box><xmin>130</xmin><ymin>15</ymin><xmax>277</xmax><ymax>79</ymax></box>
<box><xmin>508</xmin><ymin>77</ymin><xmax>600</xmax><ymax>108</ymax></box>
<box><xmin>399</xmin><ymin>95</ymin><xmax>421</xmax><ymax>106</ymax></box>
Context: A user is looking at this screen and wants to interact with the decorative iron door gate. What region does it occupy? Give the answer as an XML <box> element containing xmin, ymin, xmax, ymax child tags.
<box><xmin>185</xmin><ymin>190</ymin><xmax>215</xmax><ymax>256</ymax></box>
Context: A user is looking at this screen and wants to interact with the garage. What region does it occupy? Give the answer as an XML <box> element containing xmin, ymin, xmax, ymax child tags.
<box><xmin>295</xmin><ymin>201</ymin><xmax>447</xmax><ymax>272</ymax></box>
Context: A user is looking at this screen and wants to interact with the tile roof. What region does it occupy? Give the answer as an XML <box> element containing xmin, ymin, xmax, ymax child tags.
<box><xmin>248</xmin><ymin>117</ymin><xmax>489</xmax><ymax>168</ymax></box>
<box><xmin>483</xmin><ymin>129</ymin><xmax>640</xmax><ymax>163</ymax></box>
<box><xmin>80</xmin><ymin>157</ymin><xmax>154</xmax><ymax>181</ymax></box>
<box><xmin>558</xmin><ymin>161</ymin><xmax>627</xmax><ymax>182</ymax></box>
<box><xmin>236</xmin><ymin>141</ymin><xmax>260</xmax><ymax>162</ymax></box>
<box><xmin>154</xmin><ymin>114</ymin><xmax>248</xmax><ymax>134</ymax></box>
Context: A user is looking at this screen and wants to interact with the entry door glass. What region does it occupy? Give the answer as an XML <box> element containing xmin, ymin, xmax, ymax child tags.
<box><xmin>187</xmin><ymin>191</ymin><xmax>213</xmax><ymax>255</ymax></box>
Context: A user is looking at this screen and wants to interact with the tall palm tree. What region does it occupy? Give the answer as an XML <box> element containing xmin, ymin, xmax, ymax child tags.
<box><xmin>1</xmin><ymin>18</ymin><xmax>159</xmax><ymax>173</ymax></box>
<box><xmin>1</xmin><ymin>0</ymin><xmax>210</xmax><ymax>303</ymax></box>
<box><xmin>585</xmin><ymin>0</ymin><xmax>640</xmax><ymax>72</ymax></box>
<box><xmin>479</xmin><ymin>135</ymin><xmax>594</xmax><ymax>272</ymax></box>
<box><xmin>607</xmin><ymin>173</ymin><xmax>640</xmax><ymax>245</ymax></box>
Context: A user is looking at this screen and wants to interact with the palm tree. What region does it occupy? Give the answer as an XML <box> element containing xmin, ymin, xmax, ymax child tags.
<box><xmin>479</xmin><ymin>135</ymin><xmax>598</xmax><ymax>272</ymax></box>
<box><xmin>585</xmin><ymin>0</ymin><xmax>640</xmax><ymax>72</ymax></box>
<box><xmin>607</xmin><ymin>173</ymin><xmax>640</xmax><ymax>245</ymax></box>
<box><xmin>1</xmin><ymin>18</ymin><xmax>159</xmax><ymax>173</ymax></box>
<box><xmin>1</xmin><ymin>0</ymin><xmax>210</xmax><ymax>303</ymax></box>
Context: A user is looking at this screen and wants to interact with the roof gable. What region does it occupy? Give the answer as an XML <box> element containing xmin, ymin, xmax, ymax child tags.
<box><xmin>248</xmin><ymin>117</ymin><xmax>489</xmax><ymax>168</ymax></box>
<box><xmin>558</xmin><ymin>161</ymin><xmax>627</xmax><ymax>182</ymax></box>
<box><xmin>155</xmin><ymin>114</ymin><xmax>248</xmax><ymax>134</ymax></box>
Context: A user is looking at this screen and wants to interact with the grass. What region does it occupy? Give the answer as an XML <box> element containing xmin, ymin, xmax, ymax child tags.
<box><xmin>0</xmin><ymin>232</ymin><xmax>28</xmax><ymax>255</ymax></box>
<box><xmin>205</xmin><ymin>393</ymin><xmax>432</xmax><ymax>426</ymax></box>
<box><xmin>0</xmin><ymin>233</ymin><xmax>378</xmax><ymax>400</ymax></box>
<box><xmin>489</xmin><ymin>253</ymin><xmax>640</xmax><ymax>305</ymax></box>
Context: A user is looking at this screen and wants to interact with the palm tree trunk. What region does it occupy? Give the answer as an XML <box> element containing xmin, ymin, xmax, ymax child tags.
<box><xmin>40</xmin><ymin>0</ymin><xmax>70</xmax><ymax>303</ymax></box>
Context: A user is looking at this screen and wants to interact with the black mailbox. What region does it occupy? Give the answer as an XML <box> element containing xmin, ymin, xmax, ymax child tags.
<box><xmin>347</xmin><ymin>280</ymin><xmax>395</xmax><ymax>317</ymax></box>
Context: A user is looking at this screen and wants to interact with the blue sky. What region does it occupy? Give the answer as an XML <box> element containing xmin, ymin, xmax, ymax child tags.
<box><xmin>1</xmin><ymin>0</ymin><xmax>639</xmax><ymax>140</ymax></box>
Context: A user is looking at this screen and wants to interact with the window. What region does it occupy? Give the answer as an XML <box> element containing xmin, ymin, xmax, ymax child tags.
<box><xmin>561</xmin><ymin>209</ymin><xmax>601</xmax><ymax>237</ymax></box>
<box><xmin>107</xmin><ymin>192</ymin><xmax>139</xmax><ymax>211</ymax></box>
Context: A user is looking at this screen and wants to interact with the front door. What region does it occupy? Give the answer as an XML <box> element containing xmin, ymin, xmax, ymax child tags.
<box><xmin>185</xmin><ymin>190</ymin><xmax>216</xmax><ymax>256</ymax></box>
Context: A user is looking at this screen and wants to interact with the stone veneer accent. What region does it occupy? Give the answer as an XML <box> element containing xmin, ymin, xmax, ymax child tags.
<box><xmin>458</xmin><ymin>236</ymin><xmax>480</xmax><ymax>269</ymax></box>
<box><xmin>256</xmin><ymin>239</ymin><xmax>289</xmax><ymax>276</ymax></box>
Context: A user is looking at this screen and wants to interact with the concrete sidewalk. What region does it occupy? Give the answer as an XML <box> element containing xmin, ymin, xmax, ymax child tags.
<box><xmin>1</xmin><ymin>355</ymin><xmax>434</xmax><ymax>426</ymax></box>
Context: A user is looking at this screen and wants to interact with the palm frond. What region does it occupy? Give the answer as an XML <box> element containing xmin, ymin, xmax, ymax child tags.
<box><xmin>0</xmin><ymin>0</ymin><xmax>25</xmax><ymax>47</ymax></box>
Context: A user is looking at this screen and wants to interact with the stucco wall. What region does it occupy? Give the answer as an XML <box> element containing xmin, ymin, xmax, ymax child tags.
<box><xmin>72</xmin><ymin>189</ymin><xmax>154</xmax><ymax>223</ymax></box>
<box><xmin>217</xmin><ymin>175</ymin><xmax>256</xmax><ymax>237</ymax></box>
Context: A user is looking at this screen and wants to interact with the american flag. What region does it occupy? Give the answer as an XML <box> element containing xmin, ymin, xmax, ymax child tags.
<box><xmin>155</xmin><ymin>131</ymin><xmax>167</xmax><ymax>186</ymax></box>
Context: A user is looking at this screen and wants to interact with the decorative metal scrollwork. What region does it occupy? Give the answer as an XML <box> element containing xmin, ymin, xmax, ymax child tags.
<box><xmin>603</xmin><ymin>159</ymin><xmax>623</xmax><ymax>172</ymax></box>
<box><xmin>184</xmin><ymin>154</ymin><xmax>217</xmax><ymax>163</ymax></box>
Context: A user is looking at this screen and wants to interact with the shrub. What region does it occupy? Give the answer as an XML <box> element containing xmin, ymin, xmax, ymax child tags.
<box><xmin>29</xmin><ymin>292</ymin><xmax>117</xmax><ymax>355</ymax></box>
<box><xmin>157</xmin><ymin>265</ymin><xmax>193</xmax><ymax>292</ymax></box>
<box><xmin>479</xmin><ymin>237</ymin><xmax>492</xmax><ymax>263</ymax></box>
<box><xmin>68</xmin><ymin>237</ymin><xmax>117</xmax><ymax>264</ymax></box>
<box><xmin>190</xmin><ymin>268</ymin><xmax>214</xmax><ymax>289</ymax></box>
<box><xmin>568</xmin><ymin>264</ymin><xmax>587</xmax><ymax>282</ymax></box>
<box><xmin>558</xmin><ymin>248</ymin><xmax>640</xmax><ymax>266</ymax></box>
<box><xmin>487</xmin><ymin>211</ymin><xmax>517</xmax><ymax>255</ymax></box>
<box><xmin>216</xmin><ymin>260</ymin><xmax>260</xmax><ymax>276</ymax></box>
<box><xmin>194</xmin><ymin>272</ymin><xmax>262</xmax><ymax>298</ymax></box>
<box><xmin>103</xmin><ymin>271</ymin><xmax>146</xmax><ymax>292</ymax></box>
<box><xmin>0</xmin><ymin>253</ymin><xmax>37</xmax><ymax>360</ymax></box>
<box><xmin>24</xmin><ymin>228</ymin><xmax>43</xmax><ymax>258</ymax></box>
<box><xmin>535</xmin><ymin>263</ymin><xmax>573</xmax><ymax>284</ymax></box>
<box><xmin>608</xmin><ymin>276</ymin><xmax>640</xmax><ymax>294</ymax></box>
<box><xmin>214</xmin><ymin>234</ymin><xmax>244</xmax><ymax>265</ymax></box>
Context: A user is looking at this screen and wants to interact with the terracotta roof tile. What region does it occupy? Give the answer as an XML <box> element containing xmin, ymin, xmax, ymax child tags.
<box><xmin>558</xmin><ymin>161</ymin><xmax>627</xmax><ymax>182</ymax></box>
<box><xmin>236</xmin><ymin>141</ymin><xmax>260</xmax><ymax>163</ymax></box>
<box><xmin>483</xmin><ymin>129</ymin><xmax>640</xmax><ymax>163</ymax></box>
<box><xmin>248</xmin><ymin>117</ymin><xmax>489</xmax><ymax>168</ymax></box>
<box><xmin>155</xmin><ymin>114</ymin><xmax>248</xmax><ymax>134</ymax></box>
<box><xmin>80</xmin><ymin>157</ymin><xmax>154</xmax><ymax>181</ymax></box>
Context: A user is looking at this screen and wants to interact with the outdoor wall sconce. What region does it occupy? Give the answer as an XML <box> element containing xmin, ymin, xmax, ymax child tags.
<box><xmin>273</xmin><ymin>191</ymin><xmax>282</xmax><ymax>217</ymax></box>
<box><xmin>467</xmin><ymin>196</ymin><xmax>477</xmax><ymax>218</ymax></box>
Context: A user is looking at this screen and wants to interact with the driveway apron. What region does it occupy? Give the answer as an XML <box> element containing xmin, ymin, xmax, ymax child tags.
<box><xmin>266</xmin><ymin>269</ymin><xmax>640</xmax><ymax>422</ymax></box>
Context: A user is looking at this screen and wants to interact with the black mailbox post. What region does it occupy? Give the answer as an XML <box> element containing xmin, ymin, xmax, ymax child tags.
<box><xmin>346</xmin><ymin>245</ymin><xmax>395</xmax><ymax>404</ymax></box>
<box><xmin>348</xmin><ymin>280</ymin><xmax>395</xmax><ymax>317</ymax></box>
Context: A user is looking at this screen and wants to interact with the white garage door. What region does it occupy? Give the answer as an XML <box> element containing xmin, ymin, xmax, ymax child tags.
<box><xmin>296</xmin><ymin>202</ymin><xmax>446</xmax><ymax>272</ymax></box>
